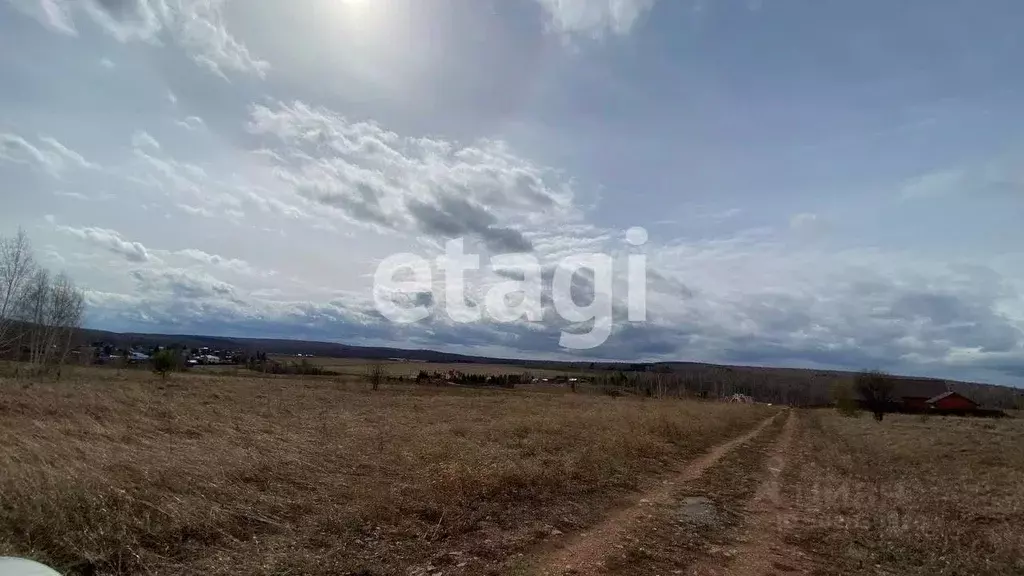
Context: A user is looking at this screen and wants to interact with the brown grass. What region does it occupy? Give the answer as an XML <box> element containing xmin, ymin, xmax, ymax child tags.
<box><xmin>783</xmin><ymin>411</ymin><xmax>1024</xmax><ymax>575</ymax></box>
<box><xmin>0</xmin><ymin>368</ymin><xmax>771</xmax><ymax>575</ymax></box>
<box><xmin>265</xmin><ymin>356</ymin><xmax>597</xmax><ymax>380</ymax></box>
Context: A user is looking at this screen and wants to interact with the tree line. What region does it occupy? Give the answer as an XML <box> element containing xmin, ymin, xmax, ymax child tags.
<box><xmin>0</xmin><ymin>229</ymin><xmax>85</xmax><ymax>376</ymax></box>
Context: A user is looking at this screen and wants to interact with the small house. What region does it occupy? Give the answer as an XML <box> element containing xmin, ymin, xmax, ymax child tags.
<box><xmin>926</xmin><ymin>391</ymin><xmax>978</xmax><ymax>411</ymax></box>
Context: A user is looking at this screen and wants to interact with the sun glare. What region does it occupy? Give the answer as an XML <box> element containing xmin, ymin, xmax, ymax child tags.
<box><xmin>331</xmin><ymin>0</ymin><xmax>385</xmax><ymax>32</ymax></box>
<box><xmin>337</xmin><ymin>0</ymin><xmax>372</xmax><ymax>15</ymax></box>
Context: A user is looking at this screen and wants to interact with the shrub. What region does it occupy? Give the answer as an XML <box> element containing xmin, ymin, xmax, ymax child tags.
<box><xmin>832</xmin><ymin>380</ymin><xmax>861</xmax><ymax>418</ymax></box>
<box><xmin>151</xmin><ymin>350</ymin><xmax>177</xmax><ymax>379</ymax></box>
<box><xmin>366</xmin><ymin>363</ymin><xmax>386</xmax><ymax>391</ymax></box>
<box><xmin>854</xmin><ymin>370</ymin><xmax>895</xmax><ymax>422</ymax></box>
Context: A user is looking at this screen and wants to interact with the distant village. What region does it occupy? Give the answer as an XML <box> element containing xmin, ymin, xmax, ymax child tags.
<box><xmin>85</xmin><ymin>342</ymin><xmax>249</xmax><ymax>367</ymax></box>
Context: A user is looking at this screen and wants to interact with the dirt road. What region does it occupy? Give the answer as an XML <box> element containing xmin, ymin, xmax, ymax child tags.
<box><xmin>536</xmin><ymin>411</ymin><xmax>785</xmax><ymax>575</ymax></box>
<box><xmin>689</xmin><ymin>410</ymin><xmax>809</xmax><ymax>576</ymax></box>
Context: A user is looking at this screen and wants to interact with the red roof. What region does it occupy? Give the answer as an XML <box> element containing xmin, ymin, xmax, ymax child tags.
<box><xmin>925</xmin><ymin>391</ymin><xmax>978</xmax><ymax>407</ymax></box>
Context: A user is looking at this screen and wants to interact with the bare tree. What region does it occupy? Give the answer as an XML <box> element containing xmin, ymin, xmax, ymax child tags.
<box><xmin>855</xmin><ymin>370</ymin><xmax>895</xmax><ymax>422</ymax></box>
<box><xmin>46</xmin><ymin>272</ymin><xmax>85</xmax><ymax>375</ymax></box>
<box><xmin>0</xmin><ymin>229</ymin><xmax>36</xmax><ymax>356</ymax></box>
<box><xmin>366</xmin><ymin>363</ymin><xmax>386</xmax><ymax>391</ymax></box>
<box><xmin>14</xmin><ymin>262</ymin><xmax>84</xmax><ymax>376</ymax></box>
<box><xmin>20</xmin><ymin>268</ymin><xmax>51</xmax><ymax>368</ymax></box>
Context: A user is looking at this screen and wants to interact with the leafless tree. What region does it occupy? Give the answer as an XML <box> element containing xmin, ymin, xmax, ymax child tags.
<box><xmin>367</xmin><ymin>363</ymin><xmax>386</xmax><ymax>391</ymax></box>
<box><xmin>46</xmin><ymin>272</ymin><xmax>85</xmax><ymax>374</ymax></box>
<box><xmin>22</xmin><ymin>270</ymin><xmax>84</xmax><ymax>375</ymax></box>
<box><xmin>0</xmin><ymin>229</ymin><xmax>37</xmax><ymax>356</ymax></box>
<box><xmin>855</xmin><ymin>370</ymin><xmax>895</xmax><ymax>421</ymax></box>
<box><xmin>1</xmin><ymin>230</ymin><xmax>84</xmax><ymax>376</ymax></box>
<box><xmin>20</xmin><ymin>268</ymin><xmax>50</xmax><ymax>367</ymax></box>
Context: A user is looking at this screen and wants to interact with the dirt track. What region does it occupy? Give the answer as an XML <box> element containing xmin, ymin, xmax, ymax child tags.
<box><xmin>537</xmin><ymin>412</ymin><xmax>784</xmax><ymax>575</ymax></box>
<box><xmin>689</xmin><ymin>410</ymin><xmax>809</xmax><ymax>576</ymax></box>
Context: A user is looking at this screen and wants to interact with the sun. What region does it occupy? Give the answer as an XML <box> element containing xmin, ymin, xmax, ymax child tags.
<box><xmin>327</xmin><ymin>0</ymin><xmax>393</xmax><ymax>46</ymax></box>
<box><xmin>336</xmin><ymin>0</ymin><xmax>373</xmax><ymax>14</ymax></box>
<box><xmin>331</xmin><ymin>0</ymin><xmax>383</xmax><ymax>26</ymax></box>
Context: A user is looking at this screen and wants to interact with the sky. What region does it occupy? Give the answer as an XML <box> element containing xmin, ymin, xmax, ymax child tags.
<box><xmin>2</xmin><ymin>0</ymin><xmax>1024</xmax><ymax>385</ymax></box>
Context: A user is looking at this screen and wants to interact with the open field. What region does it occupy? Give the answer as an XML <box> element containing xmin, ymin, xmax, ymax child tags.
<box><xmin>2</xmin><ymin>366</ymin><xmax>1022</xmax><ymax>576</ymax></box>
<box><xmin>782</xmin><ymin>411</ymin><xmax>1024</xmax><ymax>576</ymax></box>
<box><xmin>264</xmin><ymin>356</ymin><xmax>600</xmax><ymax>380</ymax></box>
<box><xmin>531</xmin><ymin>410</ymin><xmax>1024</xmax><ymax>576</ymax></box>
<box><xmin>0</xmin><ymin>368</ymin><xmax>773</xmax><ymax>575</ymax></box>
<box><xmin>188</xmin><ymin>357</ymin><xmax>598</xmax><ymax>383</ymax></box>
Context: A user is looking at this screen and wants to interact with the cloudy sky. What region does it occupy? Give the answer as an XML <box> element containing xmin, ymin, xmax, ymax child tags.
<box><xmin>2</xmin><ymin>0</ymin><xmax>1023</xmax><ymax>385</ymax></box>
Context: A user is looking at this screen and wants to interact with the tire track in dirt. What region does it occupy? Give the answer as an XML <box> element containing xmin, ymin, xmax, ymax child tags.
<box><xmin>689</xmin><ymin>410</ymin><xmax>810</xmax><ymax>576</ymax></box>
<box><xmin>535</xmin><ymin>411</ymin><xmax>785</xmax><ymax>576</ymax></box>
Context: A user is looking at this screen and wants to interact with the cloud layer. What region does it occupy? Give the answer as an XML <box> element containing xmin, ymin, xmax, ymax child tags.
<box><xmin>248</xmin><ymin>101</ymin><xmax>574</xmax><ymax>253</ymax></box>
<box><xmin>4</xmin><ymin>0</ymin><xmax>1024</xmax><ymax>386</ymax></box>
<box><xmin>533</xmin><ymin>0</ymin><xmax>659</xmax><ymax>38</ymax></box>
<box><xmin>5</xmin><ymin>0</ymin><xmax>267</xmax><ymax>77</ymax></box>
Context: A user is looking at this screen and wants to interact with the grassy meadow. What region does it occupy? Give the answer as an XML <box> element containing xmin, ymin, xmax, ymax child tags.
<box><xmin>784</xmin><ymin>411</ymin><xmax>1024</xmax><ymax>576</ymax></box>
<box><xmin>0</xmin><ymin>366</ymin><xmax>772</xmax><ymax>575</ymax></box>
<box><xmin>4</xmin><ymin>362</ymin><xmax>1022</xmax><ymax>576</ymax></box>
<box><xmin>265</xmin><ymin>355</ymin><xmax>599</xmax><ymax>380</ymax></box>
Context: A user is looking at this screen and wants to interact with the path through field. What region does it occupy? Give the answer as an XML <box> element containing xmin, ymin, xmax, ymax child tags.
<box><xmin>536</xmin><ymin>412</ymin><xmax>785</xmax><ymax>575</ymax></box>
<box><xmin>688</xmin><ymin>409</ymin><xmax>809</xmax><ymax>575</ymax></box>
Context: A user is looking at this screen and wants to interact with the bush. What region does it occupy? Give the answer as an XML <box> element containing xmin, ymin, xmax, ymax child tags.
<box><xmin>366</xmin><ymin>363</ymin><xmax>386</xmax><ymax>391</ymax></box>
<box><xmin>832</xmin><ymin>380</ymin><xmax>861</xmax><ymax>418</ymax></box>
<box><xmin>855</xmin><ymin>369</ymin><xmax>895</xmax><ymax>422</ymax></box>
<box><xmin>151</xmin><ymin>350</ymin><xmax>178</xmax><ymax>379</ymax></box>
<box><xmin>244</xmin><ymin>357</ymin><xmax>337</xmax><ymax>376</ymax></box>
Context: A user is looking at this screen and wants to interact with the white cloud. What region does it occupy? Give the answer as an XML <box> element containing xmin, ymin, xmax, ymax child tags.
<box><xmin>7</xmin><ymin>0</ymin><xmax>268</xmax><ymax>79</ymax></box>
<box><xmin>175</xmin><ymin>115</ymin><xmax>205</xmax><ymax>131</ymax></box>
<box><xmin>129</xmin><ymin>267</ymin><xmax>237</xmax><ymax>299</ymax></box>
<box><xmin>789</xmin><ymin>212</ymin><xmax>818</xmax><ymax>229</ymax></box>
<box><xmin>56</xmin><ymin>225</ymin><xmax>153</xmax><ymax>263</ymax></box>
<box><xmin>0</xmin><ymin>133</ymin><xmax>55</xmax><ymax>170</ymax></box>
<box><xmin>99</xmin><ymin>57</ymin><xmax>115</xmax><ymax>68</ymax></box>
<box><xmin>533</xmin><ymin>0</ymin><xmax>658</xmax><ymax>39</ymax></box>
<box><xmin>172</xmin><ymin>248</ymin><xmax>264</xmax><ymax>276</ymax></box>
<box><xmin>248</xmin><ymin>100</ymin><xmax>576</xmax><ymax>253</ymax></box>
<box><xmin>127</xmin><ymin>146</ymin><xmax>244</xmax><ymax>218</ymax></box>
<box><xmin>177</xmin><ymin>204</ymin><xmax>215</xmax><ymax>218</ymax></box>
<box><xmin>0</xmin><ymin>133</ymin><xmax>97</xmax><ymax>176</ymax></box>
<box><xmin>53</xmin><ymin>191</ymin><xmax>90</xmax><ymax>201</ymax></box>
<box><xmin>4</xmin><ymin>0</ymin><xmax>76</xmax><ymax>34</ymax></box>
<box><xmin>902</xmin><ymin>168</ymin><xmax>965</xmax><ymax>199</ymax></box>
<box><xmin>131</xmin><ymin>130</ymin><xmax>161</xmax><ymax>150</ymax></box>
<box><xmin>38</xmin><ymin>136</ymin><xmax>97</xmax><ymax>169</ymax></box>
<box><xmin>789</xmin><ymin>212</ymin><xmax>828</xmax><ymax>236</ymax></box>
<box><xmin>901</xmin><ymin>162</ymin><xmax>1022</xmax><ymax>200</ymax></box>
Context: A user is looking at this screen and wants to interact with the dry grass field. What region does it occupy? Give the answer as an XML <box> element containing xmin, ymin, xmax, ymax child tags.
<box><xmin>0</xmin><ymin>367</ymin><xmax>772</xmax><ymax>576</ymax></box>
<box><xmin>3</xmin><ymin>364</ymin><xmax>1022</xmax><ymax>576</ymax></box>
<box><xmin>527</xmin><ymin>409</ymin><xmax>1024</xmax><ymax>576</ymax></box>
<box><xmin>783</xmin><ymin>411</ymin><xmax>1024</xmax><ymax>576</ymax></box>
<box><xmin>264</xmin><ymin>356</ymin><xmax>595</xmax><ymax>380</ymax></box>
